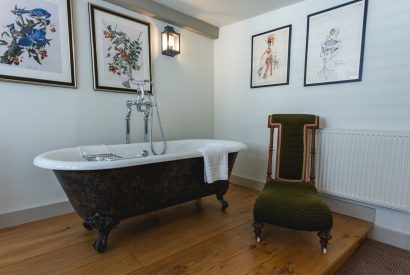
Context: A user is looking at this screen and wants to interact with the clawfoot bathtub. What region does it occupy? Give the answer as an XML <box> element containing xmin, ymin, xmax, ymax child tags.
<box><xmin>34</xmin><ymin>139</ymin><xmax>246</xmax><ymax>252</ymax></box>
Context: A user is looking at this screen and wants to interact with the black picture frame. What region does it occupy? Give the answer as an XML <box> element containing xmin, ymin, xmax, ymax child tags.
<box><xmin>304</xmin><ymin>0</ymin><xmax>368</xmax><ymax>86</ymax></box>
<box><xmin>0</xmin><ymin>0</ymin><xmax>77</xmax><ymax>88</ymax></box>
<box><xmin>250</xmin><ymin>24</ymin><xmax>292</xmax><ymax>88</ymax></box>
<box><xmin>89</xmin><ymin>4</ymin><xmax>152</xmax><ymax>94</ymax></box>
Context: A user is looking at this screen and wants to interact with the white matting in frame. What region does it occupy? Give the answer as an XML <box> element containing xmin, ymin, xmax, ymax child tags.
<box><xmin>251</xmin><ymin>25</ymin><xmax>292</xmax><ymax>88</ymax></box>
<box><xmin>89</xmin><ymin>4</ymin><xmax>151</xmax><ymax>93</ymax></box>
<box><xmin>304</xmin><ymin>0</ymin><xmax>368</xmax><ymax>86</ymax></box>
<box><xmin>0</xmin><ymin>0</ymin><xmax>76</xmax><ymax>87</ymax></box>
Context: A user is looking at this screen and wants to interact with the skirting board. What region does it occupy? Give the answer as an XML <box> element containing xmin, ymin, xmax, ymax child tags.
<box><xmin>229</xmin><ymin>174</ymin><xmax>410</xmax><ymax>251</ymax></box>
<box><xmin>369</xmin><ymin>225</ymin><xmax>410</xmax><ymax>251</ymax></box>
<box><xmin>0</xmin><ymin>201</ymin><xmax>74</xmax><ymax>229</ymax></box>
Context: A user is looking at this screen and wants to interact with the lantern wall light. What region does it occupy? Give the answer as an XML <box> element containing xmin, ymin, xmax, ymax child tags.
<box><xmin>161</xmin><ymin>26</ymin><xmax>180</xmax><ymax>57</ymax></box>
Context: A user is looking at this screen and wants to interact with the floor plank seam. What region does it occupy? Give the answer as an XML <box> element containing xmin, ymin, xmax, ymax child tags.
<box><xmin>133</xmin><ymin>219</ymin><xmax>253</xmax><ymax>272</ymax></box>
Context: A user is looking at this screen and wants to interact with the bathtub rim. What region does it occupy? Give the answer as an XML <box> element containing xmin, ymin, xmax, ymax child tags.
<box><xmin>33</xmin><ymin>139</ymin><xmax>246</xmax><ymax>171</ymax></box>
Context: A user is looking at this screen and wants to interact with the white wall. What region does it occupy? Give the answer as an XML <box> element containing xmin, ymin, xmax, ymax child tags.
<box><xmin>0</xmin><ymin>0</ymin><xmax>214</xmax><ymax>215</ymax></box>
<box><xmin>214</xmin><ymin>0</ymin><xmax>410</xmax><ymax>237</ymax></box>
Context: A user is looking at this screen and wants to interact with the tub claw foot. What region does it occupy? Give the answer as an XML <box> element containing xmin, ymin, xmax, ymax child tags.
<box><xmin>94</xmin><ymin>233</ymin><xmax>108</xmax><ymax>253</ymax></box>
<box><xmin>85</xmin><ymin>213</ymin><xmax>119</xmax><ymax>253</ymax></box>
<box><xmin>220</xmin><ymin>198</ymin><xmax>229</xmax><ymax>210</ymax></box>
<box><xmin>83</xmin><ymin>221</ymin><xmax>93</xmax><ymax>231</ymax></box>
<box><xmin>216</xmin><ymin>193</ymin><xmax>229</xmax><ymax>210</ymax></box>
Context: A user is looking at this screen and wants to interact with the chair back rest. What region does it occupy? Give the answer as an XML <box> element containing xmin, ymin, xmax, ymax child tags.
<box><xmin>267</xmin><ymin>114</ymin><xmax>319</xmax><ymax>183</ymax></box>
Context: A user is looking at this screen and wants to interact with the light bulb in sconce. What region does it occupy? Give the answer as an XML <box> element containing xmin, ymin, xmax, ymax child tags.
<box><xmin>169</xmin><ymin>35</ymin><xmax>175</xmax><ymax>50</ymax></box>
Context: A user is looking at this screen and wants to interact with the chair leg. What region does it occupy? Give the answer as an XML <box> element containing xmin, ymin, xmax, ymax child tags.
<box><xmin>317</xmin><ymin>230</ymin><xmax>332</xmax><ymax>254</ymax></box>
<box><xmin>252</xmin><ymin>222</ymin><xmax>264</xmax><ymax>243</ymax></box>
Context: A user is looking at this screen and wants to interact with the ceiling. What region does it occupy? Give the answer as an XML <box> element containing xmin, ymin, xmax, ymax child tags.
<box><xmin>151</xmin><ymin>0</ymin><xmax>305</xmax><ymax>27</ymax></box>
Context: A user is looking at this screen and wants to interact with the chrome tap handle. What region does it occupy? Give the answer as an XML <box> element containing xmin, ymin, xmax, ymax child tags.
<box><xmin>125</xmin><ymin>100</ymin><xmax>133</xmax><ymax>119</ymax></box>
<box><xmin>125</xmin><ymin>100</ymin><xmax>134</xmax><ymax>144</ymax></box>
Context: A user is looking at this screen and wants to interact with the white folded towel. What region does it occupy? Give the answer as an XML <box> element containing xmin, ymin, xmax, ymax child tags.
<box><xmin>198</xmin><ymin>144</ymin><xmax>229</xmax><ymax>184</ymax></box>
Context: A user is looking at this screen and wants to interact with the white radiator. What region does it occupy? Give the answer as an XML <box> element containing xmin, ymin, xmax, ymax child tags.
<box><xmin>315</xmin><ymin>129</ymin><xmax>410</xmax><ymax>212</ymax></box>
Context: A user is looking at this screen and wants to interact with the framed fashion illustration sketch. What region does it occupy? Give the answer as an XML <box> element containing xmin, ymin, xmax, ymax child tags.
<box><xmin>251</xmin><ymin>25</ymin><xmax>292</xmax><ymax>88</ymax></box>
<box><xmin>304</xmin><ymin>0</ymin><xmax>368</xmax><ymax>86</ymax></box>
<box><xmin>89</xmin><ymin>4</ymin><xmax>152</xmax><ymax>93</ymax></box>
<box><xmin>0</xmin><ymin>0</ymin><xmax>76</xmax><ymax>87</ymax></box>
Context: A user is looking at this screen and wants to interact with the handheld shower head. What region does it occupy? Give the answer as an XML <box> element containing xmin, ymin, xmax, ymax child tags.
<box><xmin>135</xmin><ymin>80</ymin><xmax>152</xmax><ymax>100</ymax></box>
<box><xmin>139</xmin><ymin>84</ymin><xmax>145</xmax><ymax>101</ymax></box>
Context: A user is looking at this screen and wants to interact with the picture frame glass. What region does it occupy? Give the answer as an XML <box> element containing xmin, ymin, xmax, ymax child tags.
<box><xmin>90</xmin><ymin>5</ymin><xmax>151</xmax><ymax>93</ymax></box>
<box><xmin>305</xmin><ymin>0</ymin><xmax>367</xmax><ymax>86</ymax></box>
<box><xmin>0</xmin><ymin>0</ymin><xmax>76</xmax><ymax>87</ymax></box>
<box><xmin>251</xmin><ymin>25</ymin><xmax>291</xmax><ymax>88</ymax></box>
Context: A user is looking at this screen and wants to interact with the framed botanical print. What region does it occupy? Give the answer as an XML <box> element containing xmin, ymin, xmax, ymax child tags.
<box><xmin>251</xmin><ymin>25</ymin><xmax>292</xmax><ymax>88</ymax></box>
<box><xmin>304</xmin><ymin>0</ymin><xmax>368</xmax><ymax>86</ymax></box>
<box><xmin>0</xmin><ymin>0</ymin><xmax>76</xmax><ymax>87</ymax></box>
<box><xmin>89</xmin><ymin>4</ymin><xmax>152</xmax><ymax>93</ymax></box>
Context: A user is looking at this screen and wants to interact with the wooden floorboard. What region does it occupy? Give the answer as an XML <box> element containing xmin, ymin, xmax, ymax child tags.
<box><xmin>0</xmin><ymin>184</ymin><xmax>372</xmax><ymax>274</ymax></box>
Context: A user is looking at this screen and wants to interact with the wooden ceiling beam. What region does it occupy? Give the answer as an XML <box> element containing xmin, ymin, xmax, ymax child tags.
<box><xmin>102</xmin><ymin>0</ymin><xmax>219</xmax><ymax>39</ymax></box>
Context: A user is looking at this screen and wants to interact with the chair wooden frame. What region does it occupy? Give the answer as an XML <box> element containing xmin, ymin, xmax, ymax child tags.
<box><xmin>266</xmin><ymin>115</ymin><xmax>319</xmax><ymax>184</ymax></box>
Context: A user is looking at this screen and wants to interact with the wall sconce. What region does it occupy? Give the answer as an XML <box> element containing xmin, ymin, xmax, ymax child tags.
<box><xmin>161</xmin><ymin>26</ymin><xmax>180</xmax><ymax>57</ymax></box>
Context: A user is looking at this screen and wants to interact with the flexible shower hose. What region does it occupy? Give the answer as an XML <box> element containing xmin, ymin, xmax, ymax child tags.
<box><xmin>149</xmin><ymin>93</ymin><xmax>167</xmax><ymax>155</ymax></box>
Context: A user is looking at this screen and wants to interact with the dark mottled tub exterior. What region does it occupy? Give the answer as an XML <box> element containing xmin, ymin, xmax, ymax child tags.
<box><xmin>53</xmin><ymin>153</ymin><xmax>237</xmax><ymax>253</ymax></box>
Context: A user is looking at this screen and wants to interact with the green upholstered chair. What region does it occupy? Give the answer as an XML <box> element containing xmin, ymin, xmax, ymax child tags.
<box><xmin>252</xmin><ymin>114</ymin><xmax>333</xmax><ymax>254</ymax></box>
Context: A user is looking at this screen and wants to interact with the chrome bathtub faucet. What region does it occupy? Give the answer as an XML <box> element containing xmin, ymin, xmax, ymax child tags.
<box><xmin>125</xmin><ymin>80</ymin><xmax>167</xmax><ymax>156</ymax></box>
<box><xmin>125</xmin><ymin>80</ymin><xmax>153</xmax><ymax>144</ymax></box>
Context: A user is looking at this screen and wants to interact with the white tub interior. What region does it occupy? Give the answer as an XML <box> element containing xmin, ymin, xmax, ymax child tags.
<box><xmin>34</xmin><ymin>139</ymin><xmax>247</xmax><ymax>171</ymax></box>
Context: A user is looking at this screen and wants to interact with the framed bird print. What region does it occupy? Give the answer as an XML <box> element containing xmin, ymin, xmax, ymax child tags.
<box><xmin>89</xmin><ymin>4</ymin><xmax>152</xmax><ymax>94</ymax></box>
<box><xmin>251</xmin><ymin>25</ymin><xmax>292</xmax><ymax>88</ymax></box>
<box><xmin>0</xmin><ymin>0</ymin><xmax>76</xmax><ymax>88</ymax></box>
<box><xmin>304</xmin><ymin>0</ymin><xmax>368</xmax><ymax>86</ymax></box>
